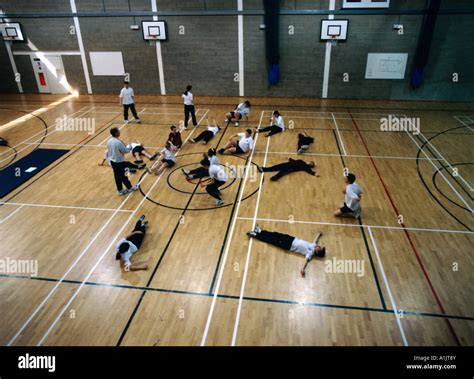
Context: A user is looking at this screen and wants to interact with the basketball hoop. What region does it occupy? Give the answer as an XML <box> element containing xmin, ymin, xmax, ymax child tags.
<box><xmin>148</xmin><ymin>34</ymin><xmax>158</xmax><ymax>40</ymax></box>
<box><xmin>328</xmin><ymin>34</ymin><xmax>338</xmax><ymax>47</ymax></box>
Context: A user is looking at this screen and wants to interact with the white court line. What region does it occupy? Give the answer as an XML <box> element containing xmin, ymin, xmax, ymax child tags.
<box><xmin>0</xmin><ymin>201</ymin><xmax>133</xmax><ymax>213</ymax></box>
<box><xmin>31</xmin><ymin>110</ymin><xmax>207</xmax><ymax>346</ymax></box>
<box><xmin>405</xmin><ymin>115</ymin><xmax>473</xmax><ymax>192</ymax></box>
<box><xmin>403</xmin><ymin>127</ymin><xmax>472</xmax><ymax>213</ymax></box>
<box><xmin>0</xmin><ymin>105</ymin><xmax>91</xmax><ymax>158</ymax></box>
<box><xmin>0</xmin><ymin>204</ymin><xmax>25</xmax><ymax>224</ymax></box>
<box><xmin>0</xmin><ymin>106</ymin><xmax>95</xmax><ymax>164</ymax></box>
<box><xmin>236</xmin><ymin>217</ymin><xmax>474</xmax><ymax>235</ymax></box>
<box><xmin>97</xmin><ymin>107</ymin><xmax>148</xmax><ymax>146</ymax></box>
<box><xmin>257</xmin><ymin>151</ymin><xmax>443</xmax><ymax>161</ymax></box>
<box><xmin>231</xmin><ymin>135</ymin><xmax>271</xmax><ymax>346</ymax></box>
<box><xmin>200</xmin><ymin>111</ymin><xmax>265</xmax><ymax>346</ymax></box>
<box><xmin>367</xmin><ymin>227</ymin><xmax>409</xmax><ymax>346</ymax></box>
<box><xmin>332</xmin><ymin>112</ymin><xmax>347</xmax><ymax>156</ymax></box>
<box><xmin>264</xmin><ymin>109</ymin><xmax>404</xmax><ymax>117</ymax></box>
<box><xmin>454</xmin><ymin>116</ymin><xmax>474</xmax><ymax>132</ymax></box>
<box><xmin>19</xmin><ymin>143</ymin><xmax>445</xmax><ymax>162</ymax></box>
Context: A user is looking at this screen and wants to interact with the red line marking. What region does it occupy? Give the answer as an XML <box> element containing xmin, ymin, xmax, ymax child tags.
<box><xmin>348</xmin><ymin>109</ymin><xmax>461</xmax><ymax>346</ymax></box>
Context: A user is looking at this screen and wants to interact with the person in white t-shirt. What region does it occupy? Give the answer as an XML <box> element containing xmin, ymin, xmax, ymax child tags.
<box><xmin>225</xmin><ymin>100</ymin><xmax>251</xmax><ymax>127</ymax></box>
<box><xmin>182</xmin><ymin>148</ymin><xmax>219</xmax><ymax>180</ymax></box>
<box><xmin>115</xmin><ymin>215</ymin><xmax>149</xmax><ymax>271</ymax></box>
<box><xmin>119</xmin><ymin>81</ymin><xmax>141</xmax><ymax>124</ymax></box>
<box><xmin>190</xmin><ymin>117</ymin><xmax>221</xmax><ymax>145</ymax></box>
<box><xmin>218</xmin><ymin>129</ymin><xmax>254</xmax><ymax>156</ymax></box>
<box><xmin>247</xmin><ymin>226</ymin><xmax>326</xmax><ymax>277</ymax></box>
<box><xmin>147</xmin><ymin>141</ymin><xmax>177</xmax><ymax>176</ymax></box>
<box><xmin>256</xmin><ymin>110</ymin><xmax>285</xmax><ymax>137</ymax></box>
<box><xmin>199</xmin><ymin>159</ymin><xmax>228</xmax><ymax>206</ymax></box>
<box><xmin>182</xmin><ymin>85</ymin><xmax>197</xmax><ymax>128</ymax></box>
<box><xmin>126</xmin><ymin>140</ymin><xmax>157</xmax><ymax>165</ymax></box>
<box><xmin>334</xmin><ymin>173</ymin><xmax>363</xmax><ymax>219</ymax></box>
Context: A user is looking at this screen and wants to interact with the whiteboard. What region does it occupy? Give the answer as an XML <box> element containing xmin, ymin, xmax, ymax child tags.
<box><xmin>90</xmin><ymin>52</ymin><xmax>125</xmax><ymax>76</ymax></box>
<box><xmin>365</xmin><ymin>53</ymin><xmax>408</xmax><ymax>79</ymax></box>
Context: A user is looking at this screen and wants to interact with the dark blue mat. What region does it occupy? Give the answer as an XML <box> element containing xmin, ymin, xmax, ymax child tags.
<box><xmin>0</xmin><ymin>148</ymin><xmax>69</xmax><ymax>198</ymax></box>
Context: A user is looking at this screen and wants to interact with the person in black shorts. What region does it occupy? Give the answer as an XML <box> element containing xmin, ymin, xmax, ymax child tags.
<box><xmin>258</xmin><ymin>158</ymin><xmax>319</xmax><ymax>181</ymax></box>
<box><xmin>128</xmin><ymin>140</ymin><xmax>157</xmax><ymax>165</ymax></box>
<box><xmin>115</xmin><ymin>215</ymin><xmax>149</xmax><ymax>271</ymax></box>
<box><xmin>182</xmin><ymin>148</ymin><xmax>219</xmax><ymax>180</ymax></box>
<box><xmin>190</xmin><ymin>117</ymin><xmax>221</xmax><ymax>145</ymax></box>
<box><xmin>297</xmin><ymin>132</ymin><xmax>314</xmax><ymax>154</ymax></box>
<box><xmin>147</xmin><ymin>141</ymin><xmax>177</xmax><ymax>176</ymax></box>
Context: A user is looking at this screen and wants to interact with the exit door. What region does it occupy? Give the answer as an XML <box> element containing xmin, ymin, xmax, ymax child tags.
<box><xmin>30</xmin><ymin>55</ymin><xmax>69</xmax><ymax>94</ymax></box>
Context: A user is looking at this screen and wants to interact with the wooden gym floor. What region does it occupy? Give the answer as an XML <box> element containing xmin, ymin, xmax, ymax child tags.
<box><xmin>0</xmin><ymin>94</ymin><xmax>472</xmax><ymax>346</ymax></box>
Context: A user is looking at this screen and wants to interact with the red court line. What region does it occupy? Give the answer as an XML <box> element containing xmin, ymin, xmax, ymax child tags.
<box><xmin>348</xmin><ymin>109</ymin><xmax>462</xmax><ymax>346</ymax></box>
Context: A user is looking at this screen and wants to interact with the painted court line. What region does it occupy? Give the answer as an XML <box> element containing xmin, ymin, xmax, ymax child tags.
<box><xmin>332</xmin><ymin>112</ymin><xmax>347</xmax><ymax>156</ymax></box>
<box><xmin>0</xmin><ymin>201</ymin><xmax>134</xmax><ymax>213</ymax></box>
<box><xmin>232</xmin><ymin>135</ymin><xmax>271</xmax><ymax>346</ymax></box>
<box><xmin>97</xmin><ymin>107</ymin><xmax>148</xmax><ymax>146</ymax></box>
<box><xmin>405</xmin><ymin>115</ymin><xmax>473</xmax><ymax>192</ymax></box>
<box><xmin>454</xmin><ymin>116</ymin><xmax>474</xmax><ymax>132</ymax></box>
<box><xmin>200</xmin><ymin>111</ymin><xmax>264</xmax><ymax>346</ymax></box>
<box><xmin>403</xmin><ymin>128</ymin><xmax>472</xmax><ymax>213</ymax></box>
<box><xmin>367</xmin><ymin>227</ymin><xmax>409</xmax><ymax>346</ymax></box>
<box><xmin>236</xmin><ymin>217</ymin><xmax>474</xmax><ymax>235</ymax></box>
<box><xmin>7</xmin><ymin>110</ymin><xmax>206</xmax><ymax>346</ymax></box>
<box><xmin>0</xmin><ymin>105</ymin><xmax>92</xmax><ymax>159</ymax></box>
<box><xmin>258</xmin><ymin>151</ymin><xmax>444</xmax><ymax>161</ymax></box>
<box><xmin>33</xmin><ymin>110</ymin><xmax>207</xmax><ymax>346</ymax></box>
<box><xmin>0</xmin><ymin>204</ymin><xmax>25</xmax><ymax>224</ymax></box>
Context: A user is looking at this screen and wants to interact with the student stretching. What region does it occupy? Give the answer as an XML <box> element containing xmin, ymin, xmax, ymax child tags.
<box><xmin>258</xmin><ymin>158</ymin><xmax>318</xmax><ymax>181</ymax></box>
<box><xmin>334</xmin><ymin>173</ymin><xmax>362</xmax><ymax>219</ymax></box>
<box><xmin>297</xmin><ymin>132</ymin><xmax>314</xmax><ymax>154</ymax></box>
<box><xmin>147</xmin><ymin>141</ymin><xmax>177</xmax><ymax>176</ymax></box>
<box><xmin>190</xmin><ymin>117</ymin><xmax>221</xmax><ymax>145</ymax></box>
<box><xmin>168</xmin><ymin>125</ymin><xmax>183</xmax><ymax>148</ymax></box>
<box><xmin>200</xmin><ymin>159</ymin><xmax>228</xmax><ymax>206</ymax></box>
<box><xmin>115</xmin><ymin>215</ymin><xmax>149</xmax><ymax>271</ymax></box>
<box><xmin>225</xmin><ymin>101</ymin><xmax>251</xmax><ymax>127</ymax></box>
<box><xmin>256</xmin><ymin>110</ymin><xmax>285</xmax><ymax>137</ymax></box>
<box><xmin>127</xmin><ymin>140</ymin><xmax>157</xmax><ymax>164</ymax></box>
<box><xmin>182</xmin><ymin>148</ymin><xmax>219</xmax><ymax>180</ymax></box>
<box><xmin>218</xmin><ymin>129</ymin><xmax>254</xmax><ymax>156</ymax></box>
<box><xmin>247</xmin><ymin>226</ymin><xmax>326</xmax><ymax>277</ymax></box>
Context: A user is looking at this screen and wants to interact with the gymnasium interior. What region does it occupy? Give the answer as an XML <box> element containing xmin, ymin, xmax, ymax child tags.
<box><xmin>0</xmin><ymin>0</ymin><xmax>473</xmax><ymax>354</ymax></box>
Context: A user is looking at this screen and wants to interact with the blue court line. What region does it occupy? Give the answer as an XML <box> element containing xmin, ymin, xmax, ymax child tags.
<box><xmin>1</xmin><ymin>273</ymin><xmax>473</xmax><ymax>322</ymax></box>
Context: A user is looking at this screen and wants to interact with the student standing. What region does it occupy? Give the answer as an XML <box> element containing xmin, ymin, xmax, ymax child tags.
<box><xmin>256</xmin><ymin>110</ymin><xmax>285</xmax><ymax>137</ymax></box>
<box><xmin>218</xmin><ymin>129</ymin><xmax>254</xmax><ymax>156</ymax></box>
<box><xmin>119</xmin><ymin>81</ymin><xmax>141</xmax><ymax>124</ymax></box>
<box><xmin>182</xmin><ymin>85</ymin><xmax>197</xmax><ymax>128</ymax></box>
<box><xmin>200</xmin><ymin>159</ymin><xmax>228</xmax><ymax>206</ymax></box>
<box><xmin>247</xmin><ymin>226</ymin><xmax>326</xmax><ymax>277</ymax></box>
<box><xmin>107</xmin><ymin>127</ymin><xmax>144</xmax><ymax>196</ymax></box>
<box><xmin>334</xmin><ymin>173</ymin><xmax>363</xmax><ymax>219</ymax></box>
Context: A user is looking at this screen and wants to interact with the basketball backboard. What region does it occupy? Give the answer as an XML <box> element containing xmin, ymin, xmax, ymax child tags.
<box><xmin>0</xmin><ymin>22</ymin><xmax>25</xmax><ymax>41</ymax></box>
<box><xmin>141</xmin><ymin>21</ymin><xmax>168</xmax><ymax>41</ymax></box>
<box><xmin>320</xmin><ymin>20</ymin><xmax>349</xmax><ymax>41</ymax></box>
